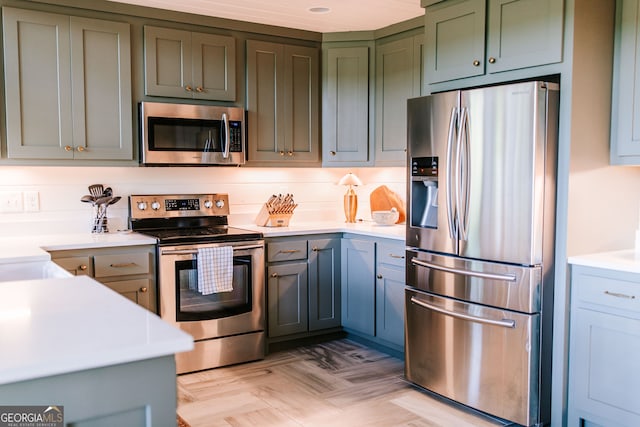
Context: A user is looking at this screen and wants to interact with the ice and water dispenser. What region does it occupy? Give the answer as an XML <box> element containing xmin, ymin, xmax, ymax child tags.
<box><xmin>410</xmin><ymin>157</ymin><xmax>438</xmax><ymax>229</ymax></box>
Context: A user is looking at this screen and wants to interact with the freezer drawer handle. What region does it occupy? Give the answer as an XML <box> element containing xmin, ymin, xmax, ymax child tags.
<box><xmin>410</xmin><ymin>296</ymin><xmax>516</xmax><ymax>329</ymax></box>
<box><xmin>410</xmin><ymin>257</ymin><xmax>517</xmax><ymax>282</ymax></box>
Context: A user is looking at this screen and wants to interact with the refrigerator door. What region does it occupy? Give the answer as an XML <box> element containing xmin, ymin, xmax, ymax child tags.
<box><xmin>407</xmin><ymin>91</ymin><xmax>460</xmax><ymax>256</ymax></box>
<box><xmin>458</xmin><ymin>81</ymin><xmax>551</xmax><ymax>265</ymax></box>
<box><xmin>405</xmin><ymin>288</ymin><xmax>540</xmax><ymax>426</ymax></box>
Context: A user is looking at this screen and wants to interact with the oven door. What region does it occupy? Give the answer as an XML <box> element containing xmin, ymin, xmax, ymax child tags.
<box><xmin>158</xmin><ymin>240</ymin><xmax>264</xmax><ymax>340</ymax></box>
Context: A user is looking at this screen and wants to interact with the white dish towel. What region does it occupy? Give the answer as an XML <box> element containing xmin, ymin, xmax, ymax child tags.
<box><xmin>197</xmin><ymin>246</ymin><xmax>234</xmax><ymax>295</ymax></box>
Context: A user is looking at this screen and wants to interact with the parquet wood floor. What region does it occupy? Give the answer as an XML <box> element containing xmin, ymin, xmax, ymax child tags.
<box><xmin>177</xmin><ymin>339</ymin><xmax>506</xmax><ymax>427</ymax></box>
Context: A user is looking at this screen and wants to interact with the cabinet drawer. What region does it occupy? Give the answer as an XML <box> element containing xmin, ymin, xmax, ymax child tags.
<box><xmin>94</xmin><ymin>252</ymin><xmax>150</xmax><ymax>278</ymax></box>
<box><xmin>576</xmin><ymin>271</ymin><xmax>640</xmax><ymax>312</ymax></box>
<box><xmin>376</xmin><ymin>242</ymin><xmax>406</xmax><ymax>268</ymax></box>
<box><xmin>267</xmin><ymin>240</ymin><xmax>307</xmax><ymax>262</ymax></box>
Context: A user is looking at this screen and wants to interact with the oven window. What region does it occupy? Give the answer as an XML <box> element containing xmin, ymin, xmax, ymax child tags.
<box><xmin>175</xmin><ymin>255</ymin><xmax>252</xmax><ymax>321</ymax></box>
<box><xmin>149</xmin><ymin>117</ymin><xmax>224</xmax><ymax>152</ymax></box>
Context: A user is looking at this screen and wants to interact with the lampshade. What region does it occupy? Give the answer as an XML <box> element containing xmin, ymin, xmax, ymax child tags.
<box><xmin>338</xmin><ymin>172</ymin><xmax>363</xmax><ymax>187</ymax></box>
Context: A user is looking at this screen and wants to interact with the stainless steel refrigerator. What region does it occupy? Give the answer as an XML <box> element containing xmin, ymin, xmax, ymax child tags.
<box><xmin>404</xmin><ymin>81</ymin><xmax>559</xmax><ymax>427</ymax></box>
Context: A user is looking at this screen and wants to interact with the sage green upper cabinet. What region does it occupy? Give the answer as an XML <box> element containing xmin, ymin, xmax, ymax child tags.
<box><xmin>246</xmin><ymin>40</ymin><xmax>319</xmax><ymax>165</ymax></box>
<box><xmin>375</xmin><ymin>34</ymin><xmax>424</xmax><ymax>166</ymax></box>
<box><xmin>3</xmin><ymin>8</ymin><xmax>132</xmax><ymax>160</ymax></box>
<box><xmin>611</xmin><ymin>0</ymin><xmax>640</xmax><ymax>165</ymax></box>
<box><xmin>424</xmin><ymin>0</ymin><xmax>564</xmax><ymax>84</ymax></box>
<box><xmin>322</xmin><ymin>46</ymin><xmax>373</xmax><ymax>166</ymax></box>
<box><xmin>144</xmin><ymin>26</ymin><xmax>236</xmax><ymax>101</ymax></box>
<box><xmin>425</xmin><ymin>0</ymin><xmax>486</xmax><ymax>83</ymax></box>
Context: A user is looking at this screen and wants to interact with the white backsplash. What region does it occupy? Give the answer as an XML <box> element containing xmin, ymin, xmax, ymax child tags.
<box><xmin>0</xmin><ymin>166</ymin><xmax>406</xmax><ymax>236</ymax></box>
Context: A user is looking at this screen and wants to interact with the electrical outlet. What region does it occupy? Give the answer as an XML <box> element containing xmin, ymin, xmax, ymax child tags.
<box><xmin>23</xmin><ymin>191</ymin><xmax>40</xmax><ymax>212</ymax></box>
<box><xmin>0</xmin><ymin>191</ymin><xmax>23</xmax><ymax>212</ymax></box>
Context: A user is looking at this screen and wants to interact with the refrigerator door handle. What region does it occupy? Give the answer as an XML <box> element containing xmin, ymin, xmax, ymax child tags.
<box><xmin>457</xmin><ymin>107</ymin><xmax>471</xmax><ymax>240</ymax></box>
<box><xmin>410</xmin><ymin>296</ymin><xmax>517</xmax><ymax>328</ymax></box>
<box><xmin>446</xmin><ymin>107</ymin><xmax>458</xmax><ymax>239</ymax></box>
<box><xmin>410</xmin><ymin>257</ymin><xmax>517</xmax><ymax>282</ymax></box>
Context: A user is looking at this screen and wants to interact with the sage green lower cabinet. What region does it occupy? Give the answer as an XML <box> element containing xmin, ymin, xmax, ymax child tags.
<box><xmin>0</xmin><ymin>356</ymin><xmax>177</xmax><ymax>427</ymax></box>
<box><xmin>50</xmin><ymin>245</ymin><xmax>157</xmax><ymax>313</ymax></box>
<box><xmin>374</xmin><ymin>241</ymin><xmax>406</xmax><ymax>348</ymax></box>
<box><xmin>341</xmin><ymin>237</ymin><xmax>405</xmax><ymax>353</ymax></box>
<box><xmin>341</xmin><ymin>238</ymin><xmax>376</xmax><ymax>335</ymax></box>
<box><xmin>567</xmin><ymin>265</ymin><xmax>640</xmax><ymax>427</ymax></box>
<box><xmin>266</xmin><ymin>236</ymin><xmax>341</xmax><ymax>340</ymax></box>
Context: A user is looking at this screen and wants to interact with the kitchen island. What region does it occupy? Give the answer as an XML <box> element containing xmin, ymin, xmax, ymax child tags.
<box><xmin>0</xmin><ymin>275</ymin><xmax>193</xmax><ymax>426</ymax></box>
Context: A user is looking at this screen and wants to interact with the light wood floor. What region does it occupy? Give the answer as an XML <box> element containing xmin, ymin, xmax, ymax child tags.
<box><xmin>177</xmin><ymin>339</ymin><xmax>507</xmax><ymax>427</ymax></box>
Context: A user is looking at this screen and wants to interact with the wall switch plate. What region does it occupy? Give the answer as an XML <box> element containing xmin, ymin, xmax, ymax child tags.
<box><xmin>23</xmin><ymin>191</ymin><xmax>40</xmax><ymax>212</ymax></box>
<box><xmin>0</xmin><ymin>191</ymin><xmax>23</xmax><ymax>212</ymax></box>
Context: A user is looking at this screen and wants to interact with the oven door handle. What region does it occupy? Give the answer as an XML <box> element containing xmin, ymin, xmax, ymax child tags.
<box><xmin>161</xmin><ymin>244</ymin><xmax>263</xmax><ymax>255</ymax></box>
<box><xmin>410</xmin><ymin>296</ymin><xmax>516</xmax><ymax>329</ymax></box>
<box><xmin>411</xmin><ymin>257</ymin><xmax>517</xmax><ymax>282</ymax></box>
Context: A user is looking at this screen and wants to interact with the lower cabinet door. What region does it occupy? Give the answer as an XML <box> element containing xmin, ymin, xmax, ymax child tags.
<box><xmin>308</xmin><ymin>238</ymin><xmax>341</xmax><ymax>331</ymax></box>
<box><xmin>267</xmin><ymin>262</ymin><xmax>308</xmax><ymax>337</ymax></box>
<box><xmin>104</xmin><ymin>278</ymin><xmax>154</xmax><ymax>312</ymax></box>
<box><xmin>340</xmin><ymin>239</ymin><xmax>375</xmax><ymax>336</ymax></box>
<box><xmin>375</xmin><ymin>264</ymin><xmax>405</xmax><ymax>347</ymax></box>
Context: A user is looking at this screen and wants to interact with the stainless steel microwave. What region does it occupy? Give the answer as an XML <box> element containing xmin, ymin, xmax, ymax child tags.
<box><xmin>140</xmin><ymin>102</ymin><xmax>246</xmax><ymax>166</ymax></box>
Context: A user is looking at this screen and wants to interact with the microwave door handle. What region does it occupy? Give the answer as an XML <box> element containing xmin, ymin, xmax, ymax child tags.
<box><xmin>222</xmin><ymin>112</ymin><xmax>230</xmax><ymax>159</ymax></box>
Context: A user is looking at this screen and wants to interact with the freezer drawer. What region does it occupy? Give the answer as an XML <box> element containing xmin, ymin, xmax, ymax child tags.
<box><xmin>405</xmin><ymin>289</ymin><xmax>540</xmax><ymax>426</ymax></box>
<box><xmin>406</xmin><ymin>249</ymin><xmax>542</xmax><ymax>313</ymax></box>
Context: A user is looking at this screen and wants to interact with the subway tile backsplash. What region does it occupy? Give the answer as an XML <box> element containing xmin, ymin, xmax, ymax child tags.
<box><xmin>0</xmin><ymin>166</ymin><xmax>406</xmax><ymax>236</ymax></box>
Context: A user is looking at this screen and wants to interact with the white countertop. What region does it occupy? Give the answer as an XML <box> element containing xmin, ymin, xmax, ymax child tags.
<box><xmin>568</xmin><ymin>249</ymin><xmax>640</xmax><ymax>274</ymax></box>
<box><xmin>0</xmin><ymin>231</ymin><xmax>157</xmax><ymax>265</ymax></box>
<box><xmin>238</xmin><ymin>221</ymin><xmax>406</xmax><ymax>240</ymax></box>
<box><xmin>0</xmin><ymin>275</ymin><xmax>193</xmax><ymax>385</ymax></box>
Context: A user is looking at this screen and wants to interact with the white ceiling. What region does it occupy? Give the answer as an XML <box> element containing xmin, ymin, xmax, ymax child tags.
<box><xmin>106</xmin><ymin>0</ymin><xmax>425</xmax><ymax>33</ymax></box>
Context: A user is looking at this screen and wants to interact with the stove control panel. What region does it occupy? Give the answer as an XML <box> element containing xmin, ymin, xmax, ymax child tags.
<box><xmin>129</xmin><ymin>194</ymin><xmax>230</xmax><ymax>219</ymax></box>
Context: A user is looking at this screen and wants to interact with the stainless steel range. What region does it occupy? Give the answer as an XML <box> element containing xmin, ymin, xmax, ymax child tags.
<box><xmin>129</xmin><ymin>194</ymin><xmax>265</xmax><ymax>374</ymax></box>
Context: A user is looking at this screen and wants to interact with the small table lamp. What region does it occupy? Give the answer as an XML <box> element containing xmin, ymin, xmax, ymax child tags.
<box><xmin>338</xmin><ymin>172</ymin><xmax>363</xmax><ymax>223</ymax></box>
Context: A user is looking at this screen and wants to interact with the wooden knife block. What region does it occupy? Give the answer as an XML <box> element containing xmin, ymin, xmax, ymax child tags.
<box><xmin>255</xmin><ymin>204</ymin><xmax>292</xmax><ymax>227</ymax></box>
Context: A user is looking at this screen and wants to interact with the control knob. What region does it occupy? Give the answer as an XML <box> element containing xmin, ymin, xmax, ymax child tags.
<box><xmin>215</xmin><ymin>199</ymin><xmax>225</xmax><ymax>209</ymax></box>
<box><xmin>203</xmin><ymin>200</ymin><xmax>213</xmax><ymax>209</ymax></box>
<box><xmin>151</xmin><ymin>201</ymin><xmax>161</xmax><ymax>210</ymax></box>
<box><xmin>137</xmin><ymin>201</ymin><xmax>147</xmax><ymax>211</ymax></box>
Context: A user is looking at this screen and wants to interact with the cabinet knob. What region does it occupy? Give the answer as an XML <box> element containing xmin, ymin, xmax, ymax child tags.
<box><xmin>195</xmin><ymin>86</ymin><xmax>204</xmax><ymax>93</ymax></box>
<box><xmin>271</xmin><ymin>273</ymin><xmax>278</xmax><ymax>278</ymax></box>
<box><xmin>330</xmin><ymin>151</ymin><xmax>336</xmax><ymax>156</ymax></box>
<box><xmin>472</xmin><ymin>59</ymin><xmax>480</xmax><ymax>67</ymax></box>
<box><xmin>140</xmin><ymin>287</ymin><xmax>148</xmax><ymax>293</ymax></box>
<box><xmin>185</xmin><ymin>85</ymin><xmax>193</xmax><ymax>92</ymax></box>
<box><xmin>312</xmin><ymin>247</ymin><xmax>319</xmax><ymax>252</ymax></box>
<box><xmin>64</xmin><ymin>145</ymin><xmax>73</xmax><ymax>152</ymax></box>
<box><xmin>377</xmin><ymin>274</ymin><xmax>383</xmax><ymax>279</ymax></box>
<box><xmin>488</xmin><ymin>57</ymin><xmax>496</xmax><ymax>64</ymax></box>
<box><xmin>287</xmin><ymin>151</ymin><xmax>293</xmax><ymax>156</ymax></box>
<box><xmin>279</xmin><ymin>151</ymin><xmax>285</xmax><ymax>156</ymax></box>
<box><xmin>76</xmin><ymin>146</ymin><xmax>86</xmax><ymax>152</ymax></box>
<box><xmin>79</xmin><ymin>264</ymin><xmax>88</xmax><ymax>271</ymax></box>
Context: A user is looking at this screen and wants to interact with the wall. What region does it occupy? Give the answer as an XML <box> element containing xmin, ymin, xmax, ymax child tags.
<box><xmin>567</xmin><ymin>0</ymin><xmax>640</xmax><ymax>256</ymax></box>
<box><xmin>0</xmin><ymin>166</ymin><xmax>406</xmax><ymax>235</ymax></box>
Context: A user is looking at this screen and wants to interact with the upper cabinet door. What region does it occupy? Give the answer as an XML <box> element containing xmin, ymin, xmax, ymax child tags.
<box><xmin>323</xmin><ymin>46</ymin><xmax>372</xmax><ymax>166</ymax></box>
<box><xmin>425</xmin><ymin>0</ymin><xmax>486</xmax><ymax>84</ymax></box>
<box><xmin>246</xmin><ymin>40</ymin><xmax>286</xmax><ymax>162</ymax></box>
<box><xmin>191</xmin><ymin>32</ymin><xmax>236</xmax><ymax>101</ymax></box>
<box><xmin>70</xmin><ymin>17</ymin><xmax>132</xmax><ymax>160</ymax></box>
<box><xmin>375</xmin><ymin>36</ymin><xmax>416</xmax><ymax>166</ymax></box>
<box><xmin>3</xmin><ymin>8</ymin><xmax>73</xmax><ymax>159</ymax></box>
<box><xmin>144</xmin><ymin>26</ymin><xmax>192</xmax><ymax>98</ymax></box>
<box><xmin>144</xmin><ymin>26</ymin><xmax>236</xmax><ymax>101</ymax></box>
<box><xmin>611</xmin><ymin>0</ymin><xmax>640</xmax><ymax>164</ymax></box>
<box><xmin>486</xmin><ymin>0</ymin><xmax>564</xmax><ymax>73</ymax></box>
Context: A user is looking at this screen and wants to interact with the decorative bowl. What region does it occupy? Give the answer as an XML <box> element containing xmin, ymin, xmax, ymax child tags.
<box><xmin>372</xmin><ymin>208</ymin><xmax>399</xmax><ymax>225</ymax></box>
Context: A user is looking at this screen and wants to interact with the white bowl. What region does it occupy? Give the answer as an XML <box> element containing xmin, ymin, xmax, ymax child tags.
<box><xmin>372</xmin><ymin>208</ymin><xmax>399</xmax><ymax>225</ymax></box>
